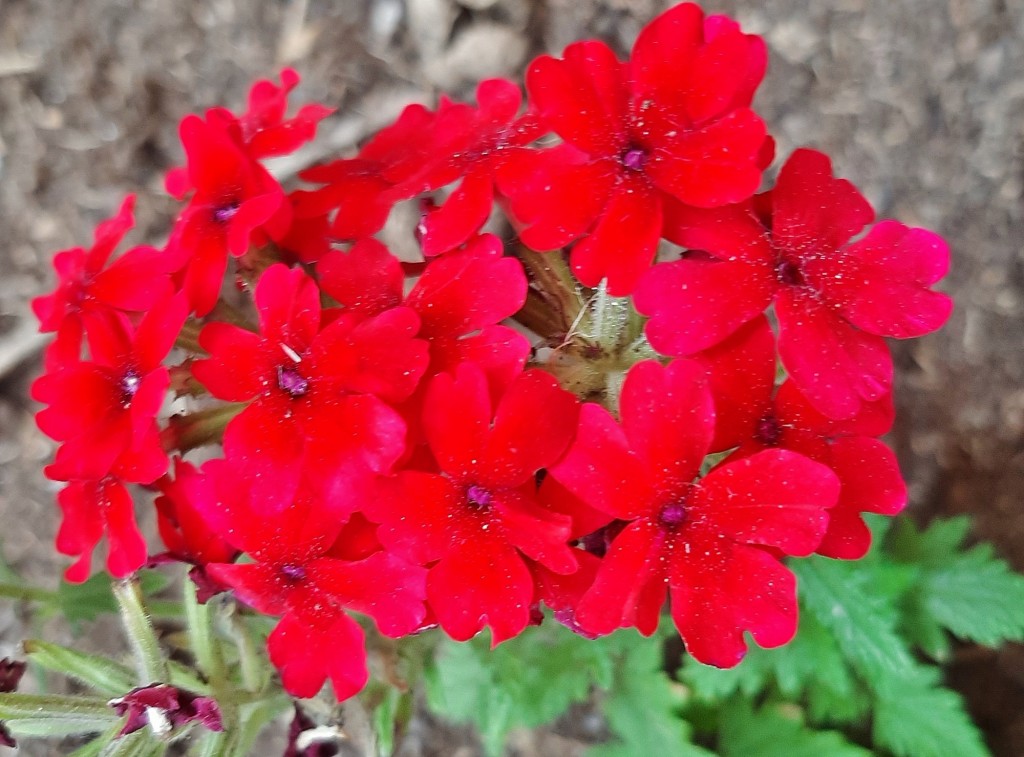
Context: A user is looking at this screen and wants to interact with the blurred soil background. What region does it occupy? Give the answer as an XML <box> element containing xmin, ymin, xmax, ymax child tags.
<box><xmin>0</xmin><ymin>0</ymin><xmax>1022</xmax><ymax>754</ymax></box>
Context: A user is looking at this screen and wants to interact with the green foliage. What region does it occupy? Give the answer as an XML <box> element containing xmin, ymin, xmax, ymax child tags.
<box><xmin>717</xmin><ymin>699</ymin><xmax>870</xmax><ymax>757</ymax></box>
<box><xmin>426</xmin><ymin>622</ymin><xmax>616</xmax><ymax>756</ymax></box>
<box><xmin>588</xmin><ymin>631</ymin><xmax>711</xmax><ymax>757</ymax></box>
<box><xmin>872</xmin><ymin>665</ymin><xmax>988</xmax><ymax>757</ymax></box>
<box><xmin>55</xmin><ymin>570</ymin><xmax>169</xmax><ymax>628</ymax></box>
<box><xmin>891</xmin><ymin>516</ymin><xmax>1024</xmax><ymax>659</ymax></box>
<box><xmin>422</xmin><ymin>515</ymin><xmax>1024</xmax><ymax>757</ymax></box>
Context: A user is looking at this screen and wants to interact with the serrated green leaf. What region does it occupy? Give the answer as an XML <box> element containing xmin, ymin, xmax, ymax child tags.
<box><xmin>589</xmin><ymin>631</ymin><xmax>713</xmax><ymax>757</ymax></box>
<box><xmin>920</xmin><ymin>545</ymin><xmax>1024</xmax><ymax>646</ymax></box>
<box><xmin>792</xmin><ymin>557</ymin><xmax>912</xmax><ymax>688</ymax></box>
<box><xmin>717</xmin><ymin>699</ymin><xmax>871</xmax><ymax>757</ymax></box>
<box><xmin>889</xmin><ymin>516</ymin><xmax>971</xmax><ymax>566</ymax></box>
<box><xmin>427</xmin><ymin>623</ymin><xmax>616</xmax><ymax>756</ymax></box>
<box><xmin>890</xmin><ymin>516</ymin><xmax>1024</xmax><ymax>653</ymax></box>
<box><xmin>24</xmin><ymin>639</ymin><xmax>135</xmax><ymax>696</ymax></box>
<box><xmin>873</xmin><ymin>665</ymin><xmax>989</xmax><ymax>757</ymax></box>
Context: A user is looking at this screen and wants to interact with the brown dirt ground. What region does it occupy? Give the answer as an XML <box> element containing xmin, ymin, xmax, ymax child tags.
<box><xmin>1</xmin><ymin>0</ymin><xmax>1023</xmax><ymax>754</ymax></box>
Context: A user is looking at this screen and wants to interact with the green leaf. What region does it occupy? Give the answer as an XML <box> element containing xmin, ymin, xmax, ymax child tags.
<box><xmin>24</xmin><ymin>639</ymin><xmax>135</xmax><ymax>696</ymax></box>
<box><xmin>589</xmin><ymin>631</ymin><xmax>712</xmax><ymax>757</ymax></box>
<box><xmin>99</xmin><ymin>729</ymin><xmax>168</xmax><ymax>757</ymax></box>
<box><xmin>872</xmin><ymin>665</ymin><xmax>989</xmax><ymax>757</ymax></box>
<box><xmin>6</xmin><ymin>717</ymin><xmax>118</xmax><ymax>739</ymax></box>
<box><xmin>791</xmin><ymin>557</ymin><xmax>913</xmax><ymax>688</ymax></box>
<box><xmin>0</xmin><ymin>692</ymin><xmax>118</xmax><ymax>721</ymax></box>
<box><xmin>57</xmin><ymin>570</ymin><xmax>170</xmax><ymax>628</ymax></box>
<box><xmin>717</xmin><ymin>699</ymin><xmax>870</xmax><ymax>757</ymax></box>
<box><xmin>427</xmin><ymin>623</ymin><xmax>616</xmax><ymax>756</ymax></box>
<box><xmin>892</xmin><ymin>518</ymin><xmax>1024</xmax><ymax>651</ymax></box>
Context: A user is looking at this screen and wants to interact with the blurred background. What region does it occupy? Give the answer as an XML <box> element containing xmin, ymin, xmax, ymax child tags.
<box><xmin>0</xmin><ymin>0</ymin><xmax>1021</xmax><ymax>753</ymax></box>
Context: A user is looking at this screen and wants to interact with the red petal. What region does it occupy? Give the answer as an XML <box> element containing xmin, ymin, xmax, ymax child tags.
<box><xmin>550</xmin><ymin>403</ymin><xmax>657</xmax><ymax>521</ymax></box>
<box><xmin>316</xmin><ymin>238</ymin><xmax>403</xmax><ymax>318</ymax></box>
<box><xmin>527</xmin><ymin>41</ymin><xmax>628</xmax><ymax>157</ymax></box>
<box><xmin>829</xmin><ymin>222</ymin><xmax>953</xmax><ymax>338</ymax></box>
<box><xmin>423</xmin><ymin>366</ymin><xmax>491</xmax><ymax>481</ymax></box>
<box><xmin>254</xmin><ymin>264</ymin><xmax>321</xmax><ymax>351</ymax></box>
<box><xmin>619</xmin><ymin>360</ymin><xmax>712</xmax><ymax>491</ymax></box>
<box><xmin>635</xmin><ymin>257</ymin><xmax>775</xmax><ymax>356</ymax></box>
<box><xmin>492</xmin><ymin>488</ymin><xmax>577</xmax><ymax>575</ymax></box>
<box><xmin>193</xmin><ymin>323</ymin><xmax>270</xmax><ymax>401</ymax></box>
<box><xmin>644</xmin><ymin>109</ymin><xmax>766</xmax><ymax>207</ymax></box>
<box><xmin>661</xmin><ymin>196</ymin><xmax>772</xmax><ymax>264</ymax></box>
<box><xmin>775</xmin><ymin>288</ymin><xmax>893</xmax><ymax>419</ymax></box>
<box><xmin>370</xmin><ymin>472</ymin><xmax>461</xmax><ymax>566</ymax></box>
<box><xmin>309</xmin><ymin>552</ymin><xmax>427</xmax><ymax>637</ymax></box>
<box><xmin>419</xmin><ymin>170</ymin><xmax>495</xmax><ymax>256</ymax></box>
<box><xmin>569</xmin><ymin>178</ymin><xmax>661</xmax><ymax>295</ymax></box>
<box><xmin>496</xmin><ymin>144</ymin><xmax>615</xmax><ymax>251</ymax></box>
<box><xmin>575</xmin><ymin>518</ymin><xmax>664</xmax><ymax>636</ymax></box>
<box><xmin>268</xmin><ymin>612</ymin><xmax>368</xmax><ymax>700</ymax></box>
<box><xmin>772</xmin><ymin>148</ymin><xmax>874</xmax><ymax>254</ymax></box>
<box><xmin>479</xmin><ymin>370</ymin><xmax>579</xmax><ymax>489</ymax></box>
<box><xmin>407</xmin><ymin>235</ymin><xmax>527</xmax><ymax>338</ymax></box>
<box><xmin>427</xmin><ymin>535</ymin><xmax>533</xmax><ymax>644</ymax></box>
<box><xmin>696</xmin><ymin>449</ymin><xmax>838</xmax><ymax>555</ymax></box>
<box><xmin>221</xmin><ymin>401</ymin><xmax>305</xmax><ymax>510</ymax></box>
<box><xmin>692</xmin><ymin>316</ymin><xmax>776</xmax><ymax>452</ymax></box>
<box><xmin>669</xmin><ymin>540</ymin><xmax>797</xmax><ymax>666</ymax></box>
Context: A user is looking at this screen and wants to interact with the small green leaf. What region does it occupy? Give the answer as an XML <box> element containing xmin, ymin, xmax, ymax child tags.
<box><xmin>24</xmin><ymin>639</ymin><xmax>135</xmax><ymax>696</ymax></box>
<box><xmin>427</xmin><ymin>623</ymin><xmax>617</xmax><ymax>756</ymax></box>
<box><xmin>792</xmin><ymin>557</ymin><xmax>912</xmax><ymax>688</ymax></box>
<box><xmin>57</xmin><ymin>570</ymin><xmax>170</xmax><ymax>627</ymax></box>
<box><xmin>872</xmin><ymin>666</ymin><xmax>989</xmax><ymax>757</ymax></box>
<box><xmin>0</xmin><ymin>692</ymin><xmax>117</xmax><ymax>721</ymax></box>
<box><xmin>589</xmin><ymin>631</ymin><xmax>712</xmax><ymax>757</ymax></box>
<box><xmin>718</xmin><ymin>699</ymin><xmax>870</xmax><ymax>757</ymax></box>
<box><xmin>6</xmin><ymin>717</ymin><xmax>119</xmax><ymax>739</ymax></box>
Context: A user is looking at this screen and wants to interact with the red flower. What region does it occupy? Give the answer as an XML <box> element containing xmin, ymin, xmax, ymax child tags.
<box><xmin>33</xmin><ymin>294</ymin><xmax>188</xmax><ymax>483</ymax></box>
<box><xmin>635</xmin><ymin>148</ymin><xmax>953</xmax><ymax>418</ymax></box>
<box><xmin>165</xmin><ymin>68</ymin><xmax>332</xmax><ymax>194</ymax></box>
<box><xmin>497</xmin><ymin>2</ymin><xmax>767</xmax><ymax>295</ymax></box>
<box><xmin>407</xmin><ymin>79</ymin><xmax>543</xmax><ymax>256</ymax></box>
<box><xmin>54</xmin><ymin>477</ymin><xmax>146</xmax><ymax>583</ymax></box>
<box><xmin>191</xmin><ymin>264</ymin><xmax>426</xmax><ymax>508</ymax></box>
<box><xmin>294</xmin><ymin>104</ymin><xmax>438</xmax><ymax>240</ymax></box>
<box><xmin>31</xmin><ymin>196</ymin><xmax>171</xmax><ymax>370</ymax></box>
<box><xmin>737</xmin><ymin>380</ymin><xmax>905</xmax><ymax>559</ymax></box>
<box><xmin>196</xmin><ymin>466</ymin><xmax>427</xmax><ymax>700</ymax></box>
<box><xmin>550</xmin><ymin>359</ymin><xmax>839</xmax><ymax>666</ymax></box>
<box><xmin>297</xmin><ymin>79</ymin><xmax>538</xmax><ymax>251</ymax></box>
<box><xmin>366</xmin><ymin>364</ymin><xmax>580</xmax><ymax>644</ymax></box>
<box><xmin>318</xmin><ymin>235</ymin><xmax>531</xmax><ymax>420</ymax></box>
<box><xmin>167</xmin><ymin>115</ymin><xmax>289</xmax><ymax>316</ymax></box>
<box><xmin>152</xmin><ymin>459</ymin><xmax>239</xmax><ymax>601</ymax></box>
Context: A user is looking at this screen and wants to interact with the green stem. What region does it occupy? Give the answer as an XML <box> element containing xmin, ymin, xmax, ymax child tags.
<box><xmin>183</xmin><ymin>584</ymin><xmax>237</xmax><ymax>730</ymax></box>
<box><xmin>227</xmin><ymin>609</ymin><xmax>264</xmax><ymax>694</ymax></box>
<box><xmin>113</xmin><ymin>578</ymin><xmax>167</xmax><ymax>685</ymax></box>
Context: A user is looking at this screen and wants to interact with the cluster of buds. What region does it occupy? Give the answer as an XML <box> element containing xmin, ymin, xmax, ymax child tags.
<box><xmin>31</xmin><ymin>2</ymin><xmax>951</xmax><ymax>703</ymax></box>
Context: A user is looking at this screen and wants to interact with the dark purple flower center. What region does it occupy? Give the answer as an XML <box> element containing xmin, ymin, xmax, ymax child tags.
<box><xmin>280</xmin><ymin>564</ymin><xmax>306</xmax><ymax>582</ymax></box>
<box><xmin>776</xmin><ymin>259</ymin><xmax>805</xmax><ymax>286</ymax></box>
<box><xmin>622</xmin><ymin>147</ymin><xmax>648</xmax><ymax>171</ymax></box>
<box><xmin>119</xmin><ymin>369</ymin><xmax>142</xmax><ymax>405</ymax></box>
<box><xmin>212</xmin><ymin>202</ymin><xmax>240</xmax><ymax>224</ymax></box>
<box><xmin>657</xmin><ymin>501</ymin><xmax>688</xmax><ymax>530</ymax></box>
<box><xmin>466</xmin><ymin>485</ymin><xmax>492</xmax><ymax>510</ymax></box>
<box><xmin>755</xmin><ymin>413</ymin><xmax>782</xmax><ymax>446</ymax></box>
<box><xmin>277</xmin><ymin>366</ymin><xmax>309</xmax><ymax>398</ymax></box>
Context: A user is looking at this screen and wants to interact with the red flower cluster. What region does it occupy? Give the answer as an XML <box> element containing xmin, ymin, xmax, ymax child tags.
<box><xmin>32</xmin><ymin>2</ymin><xmax>951</xmax><ymax>703</ymax></box>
